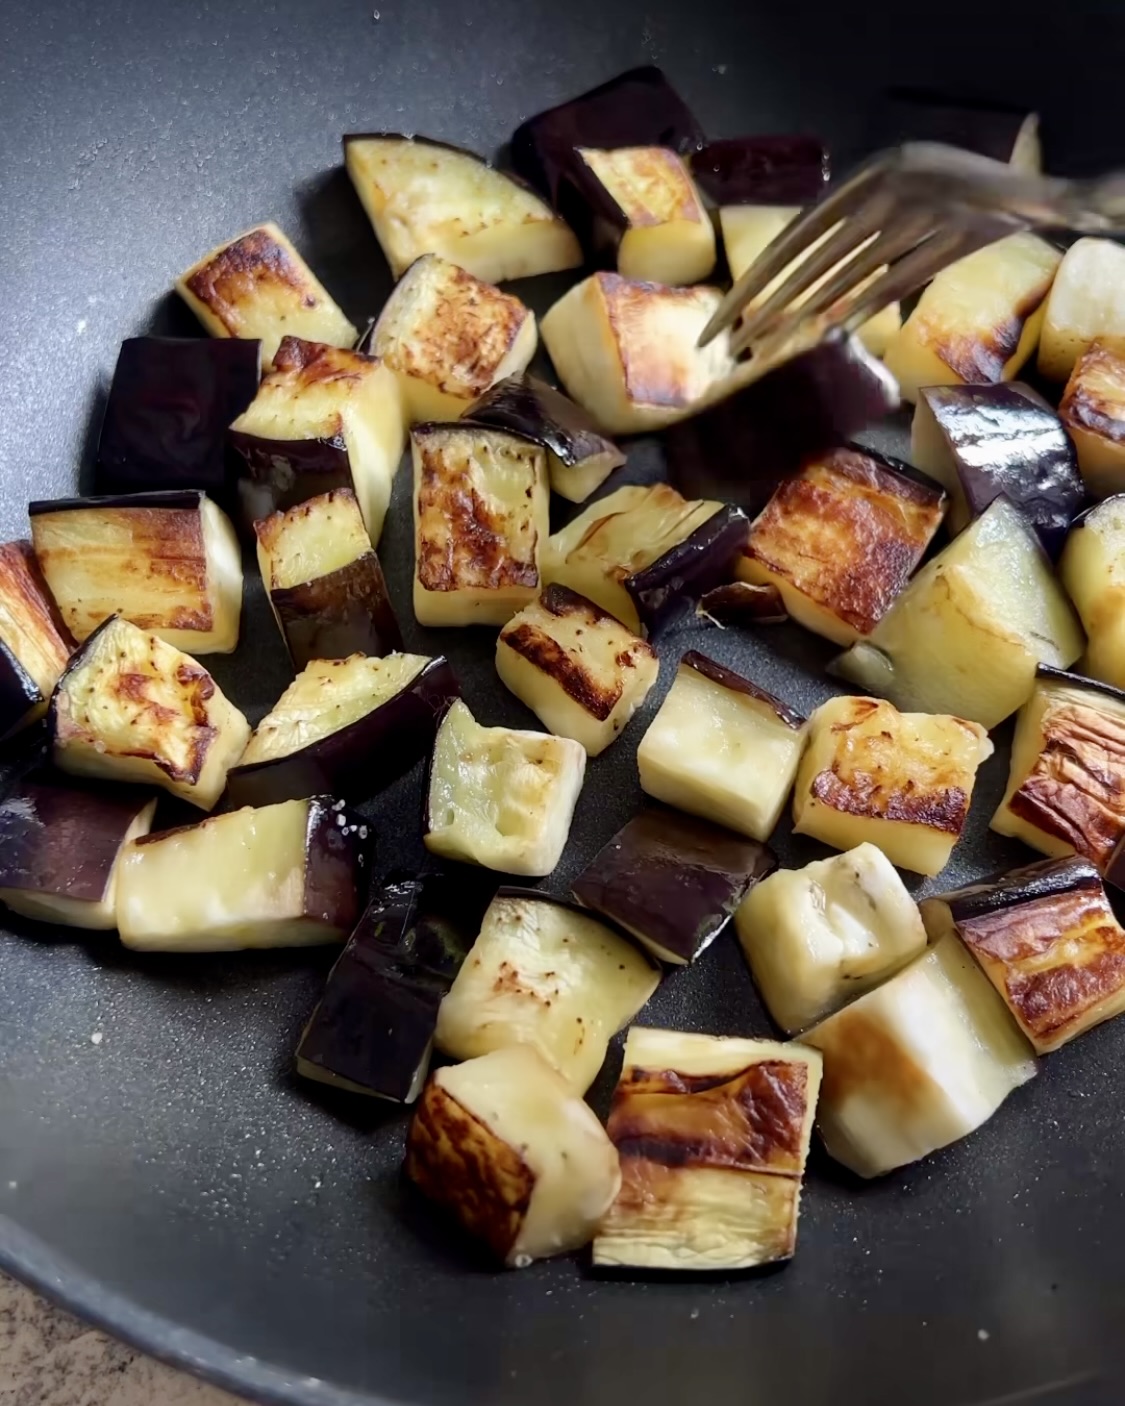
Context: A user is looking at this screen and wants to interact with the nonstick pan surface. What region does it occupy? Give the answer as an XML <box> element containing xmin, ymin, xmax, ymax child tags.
<box><xmin>2</xmin><ymin>2</ymin><xmax>1124</xmax><ymax>1404</ymax></box>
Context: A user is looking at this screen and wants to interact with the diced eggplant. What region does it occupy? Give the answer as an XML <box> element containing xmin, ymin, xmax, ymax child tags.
<box><xmin>922</xmin><ymin>857</ymin><xmax>1125</xmax><ymax>1054</ymax></box>
<box><xmin>573</xmin><ymin>806</ymin><xmax>776</xmax><ymax>965</ymax></box>
<box><xmin>542</xmin><ymin>483</ymin><xmax>749</xmax><ymax>637</ymax></box>
<box><xmin>254</xmin><ymin>488</ymin><xmax>401</xmax><ymax>669</ymax></box>
<box><xmin>737</xmin><ymin>445</ymin><xmax>946</xmax><ymax>647</ymax></box>
<box><xmin>343</xmin><ymin>133</ymin><xmax>581</xmax><ymax>282</ymax></box>
<box><xmin>367</xmin><ymin>254</ymin><xmax>537</xmax><ymax>424</ymax></box>
<box><xmin>992</xmin><ymin>668</ymin><xmax>1125</xmax><ymax>870</ymax></box>
<box><xmin>636</xmin><ymin>652</ymin><xmax>807</xmax><ymax>843</ymax></box>
<box><xmin>463</xmin><ymin>376</ymin><xmax>625</xmax><ymax>505</ymax></box>
<box><xmin>834</xmin><ymin>497</ymin><xmax>1085</xmax><ymax>728</ymax></box>
<box><xmin>296</xmin><ymin>872</ymin><xmax>489</xmax><ymax>1104</ymax></box>
<box><xmin>411</xmin><ymin>424</ymin><xmax>549</xmax><ymax>627</ymax></box>
<box><xmin>435</xmin><ymin>888</ymin><xmax>658</xmax><ymax>1092</ymax></box>
<box><xmin>0</xmin><ymin>541</ymin><xmax>72</xmax><ymax>740</ymax></box>
<box><xmin>49</xmin><ymin>616</ymin><xmax>249</xmax><ymax>811</ymax></box>
<box><xmin>228</xmin><ymin>336</ymin><xmax>405</xmax><ymax>545</ymax></box>
<box><xmin>176</xmin><ymin>223</ymin><xmax>356</xmax><ymax>367</ymax></box>
<box><xmin>29</xmin><ymin>491</ymin><xmax>243</xmax><ymax>654</ymax></box>
<box><xmin>792</xmin><ymin>695</ymin><xmax>993</xmax><ymax>878</ymax></box>
<box><xmin>405</xmin><ymin>1045</ymin><xmax>621</xmax><ymax>1267</ymax></box>
<box><xmin>226</xmin><ymin>653</ymin><xmax>458</xmax><ymax>808</ymax></box>
<box><xmin>911</xmin><ymin>383</ymin><xmax>1084</xmax><ymax>556</ymax></box>
<box><xmin>0</xmin><ymin>776</ymin><xmax>156</xmax><ymax>930</ymax></box>
<box><xmin>1059</xmin><ymin>342</ymin><xmax>1125</xmax><ymax>499</ymax></box>
<box><xmin>540</xmin><ymin>273</ymin><xmax>736</xmax><ymax>436</ymax></box>
<box><xmin>1038</xmin><ymin>238</ymin><xmax>1125</xmax><ymax>383</ymax></box>
<box><xmin>115</xmin><ymin>795</ymin><xmax>370</xmax><ymax>952</ymax></box>
<box><xmin>592</xmin><ymin>1027</ymin><xmax>822</xmax><ymax>1272</ymax></box>
<box><xmin>496</xmin><ymin>586</ymin><xmax>658</xmax><ymax>756</ymax></box>
<box><xmin>735</xmin><ymin>843</ymin><xmax>927</xmax><ymax>1034</ymax></box>
<box><xmin>884</xmin><ymin>232</ymin><xmax>1062</xmax><ymax>402</ymax></box>
<box><xmin>696</xmin><ymin>581</ymin><xmax>788</xmax><ymax>627</ymax></box>
<box><xmin>423</xmin><ymin>700</ymin><xmax>586</xmax><ymax>877</ymax></box>
<box><xmin>662</xmin><ymin>331</ymin><xmax>899</xmax><ymax>512</ymax></box>
<box><xmin>872</xmin><ymin>87</ymin><xmax>1041</xmax><ymax>170</ymax></box>
<box><xmin>95</xmin><ymin>337</ymin><xmax>261</xmax><ymax>500</ymax></box>
<box><xmin>1059</xmin><ymin>497</ymin><xmax>1125</xmax><ymax>690</ymax></box>
<box><xmin>511</xmin><ymin>66</ymin><xmax>704</xmax><ymax>205</ymax></box>
<box><xmin>691</xmin><ymin>135</ymin><xmax>830</xmax><ymax>206</ymax></box>
<box><xmin>802</xmin><ymin>933</ymin><xmax>1036</xmax><ymax>1178</ymax></box>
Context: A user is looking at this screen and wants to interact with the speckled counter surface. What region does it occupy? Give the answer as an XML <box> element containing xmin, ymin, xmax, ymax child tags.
<box><xmin>0</xmin><ymin>1274</ymin><xmax>244</xmax><ymax>1405</ymax></box>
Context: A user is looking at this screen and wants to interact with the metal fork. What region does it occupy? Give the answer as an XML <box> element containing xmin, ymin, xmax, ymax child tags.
<box><xmin>697</xmin><ymin>142</ymin><xmax>1125</xmax><ymax>363</ymax></box>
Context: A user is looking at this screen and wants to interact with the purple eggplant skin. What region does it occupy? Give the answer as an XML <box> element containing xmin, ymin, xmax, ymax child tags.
<box><xmin>272</xmin><ymin>554</ymin><xmax>402</xmax><ymax>671</ymax></box>
<box><xmin>511</xmin><ymin>66</ymin><xmax>705</xmax><ymax>205</ymax></box>
<box><xmin>872</xmin><ymin>87</ymin><xmax>1036</xmax><ymax>165</ymax></box>
<box><xmin>681</xmin><ymin>650</ymin><xmax>807</xmax><ymax>730</ymax></box>
<box><xmin>696</xmin><ymin>581</ymin><xmax>788</xmax><ymax>626</ymax></box>
<box><xmin>464</xmin><ymin>375</ymin><xmax>623</xmax><ymax>473</ymax></box>
<box><xmin>691</xmin><ymin>136</ymin><xmax>830</xmax><ymax>207</ymax></box>
<box><xmin>663</xmin><ymin>331</ymin><xmax>901</xmax><ymax>512</ymax></box>
<box><xmin>0</xmin><ymin>773</ymin><xmax>156</xmax><ymax>906</ymax></box>
<box><xmin>625</xmin><ymin>503</ymin><xmax>750</xmax><ymax>639</ymax></box>
<box><xmin>0</xmin><ymin>641</ymin><xmax>44</xmax><ymax>741</ymax></box>
<box><xmin>28</xmin><ymin>489</ymin><xmax>207</xmax><ymax>518</ymax></box>
<box><xmin>228</xmin><ymin>431</ymin><xmax>353</xmax><ymax>531</ymax></box>
<box><xmin>573</xmin><ymin>807</ymin><xmax>777</xmax><ymax>965</ymax></box>
<box><xmin>95</xmin><ymin>337</ymin><xmax>261</xmax><ymax>503</ymax></box>
<box><xmin>225</xmin><ymin>656</ymin><xmax>460</xmax><ymax>809</ymax></box>
<box><xmin>919</xmin><ymin>384</ymin><xmax>1085</xmax><ymax>559</ymax></box>
<box><xmin>302</xmin><ymin>796</ymin><xmax>375</xmax><ymax>935</ymax></box>
<box><xmin>929</xmin><ymin>855</ymin><xmax>1103</xmax><ymax>928</ymax></box>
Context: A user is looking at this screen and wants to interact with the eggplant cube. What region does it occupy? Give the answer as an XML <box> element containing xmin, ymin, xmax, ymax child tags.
<box><xmin>873</xmin><ymin>88</ymin><xmax>1041</xmax><ymax>172</ymax></box>
<box><xmin>30</xmin><ymin>491</ymin><xmax>243</xmax><ymax>654</ymax></box>
<box><xmin>0</xmin><ymin>540</ymin><xmax>72</xmax><ymax>740</ymax></box>
<box><xmin>116</xmin><ymin>795</ymin><xmax>370</xmax><ymax>952</ymax></box>
<box><xmin>992</xmin><ymin>668</ymin><xmax>1125</xmax><ymax>870</ymax></box>
<box><xmin>229</xmin><ymin>336</ymin><xmax>405</xmax><ymax>546</ymax></box>
<box><xmin>424</xmin><ymin>700</ymin><xmax>586</xmax><ymax>877</ymax></box>
<box><xmin>1060</xmin><ymin>342</ymin><xmax>1125</xmax><ymax>499</ymax></box>
<box><xmin>176</xmin><ymin>223</ymin><xmax>356</xmax><ymax>366</ymax></box>
<box><xmin>691</xmin><ymin>135</ymin><xmax>830</xmax><ymax>208</ymax></box>
<box><xmin>0</xmin><ymin>777</ymin><xmax>156</xmax><ymax>930</ymax></box>
<box><xmin>1059</xmin><ymin>497</ymin><xmax>1125</xmax><ymax>691</ymax></box>
<box><xmin>49</xmin><ymin>616</ymin><xmax>250</xmax><ymax>811</ymax></box>
<box><xmin>834</xmin><ymin>497</ymin><xmax>1085</xmax><ymax>729</ymax></box>
<box><xmin>636</xmin><ymin>652</ymin><xmax>807</xmax><ymax>843</ymax></box>
<box><xmin>592</xmin><ymin>1027</ymin><xmax>822</xmax><ymax>1272</ymax></box>
<box><xmin>227</xmin><ymin>652</ymin><xmax>458</xmax><ymax>808</ymax></box>
<box><xmin>255</xmin><ymin>487</ymin><xmax>401</xmax><ymax>669</ymax></box>
<box><xmin>738</xmin><ymin>446</ymin><xmax>946</xmax><ymax>647</ymax></box>
<box><xmin>495</xmin><ymin>586</ymin><xmax>658</xmax><ymax>756</ymax></box>
<box><xmin>573</xmin><ymin>807</ymin><xmax>777</xmax><ymax>965</ymax></box>
<box><xmin>884</xmin><ymin>233</ymin><xmax>1062</xmax><ymax>402</ymax></box>
<box><xmin>405</xmin><ymin>1045</ymin><xmax>621</xmax><ymax>1267</ymax></box>
<box><xmin>412</xmin><ymin>424</ymin><xmax>549</xmax><ymax>627</ymax></box>
<box><xmin>368</xmin><ymin>254</ymin><xmax>537</xmax><ymax>423</ymax></box>
<box><xmin>793</xmin><ymin>695</ymin><xmax>992</xmax><ymax>877</ymax></box>
<box><xmin>1038</xmin><ymin>237</ymin><xmax>1125</xmax><ymax>383</ymax></box>
<box><xmin>736</xmin><ymin>843</ymin><xmax>927</xmax><ymax>1034</ymax></box>
<box><xmin>436</xmin><ymin>888</ymin><xmax>658</xmax><ymax>1092</ymax></box>
<box><xmin>802</xmin><ymin>934</ymin><xmax>1037</xmax><ymax>1178</ymax></box>
<box><xmin>539</xmin><ymin>273</ymin><xmax>736</xmax><ymax>436</ymax></box>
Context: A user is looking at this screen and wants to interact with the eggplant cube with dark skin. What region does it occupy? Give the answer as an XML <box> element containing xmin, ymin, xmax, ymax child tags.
<box><xmin>436</xmin><ymin>889</ymin><xmax>659</xmax><ymax>1093</ymax></box>
<box><xmin>573</xmin><ymin>807</ymin><xmax>777</xmax><ymax>965</ymax></box>
<box><xmin>792</xmin><ymin>695</ymin><xmax>993</xmax><ymax>878</ymax></box>
<box><xmin>495</xmin><ymin>586</ymin><xmax>658</xmax><ymax>756</ymax></box>
<box><xmin>738</xmin><ymin>446</ymin><xmax>946</xmax><ymax>647</ymax></box>
<box><xmin>30</xmin><ymin>490</ymin><xmax>243</xmax><ymax>654</ymax></box>
<box><xmin>228</xmin><ymin>336</ymin><xmax>405</xmax><ymax>546</ymax></box>
<box><xmin>49</xmin><ymin>616</ymin><xmax>250</xmax><ymax>812</ymax></box>
<box><xmin>735</xmin><ymin>843</ymin><xmax>927</xmax><ymax>1034</ymax></box>
<box><xmin>0</xmin><ymin>540</ymin><xmax>72</xmax><ymax>740</ymax></box>
<box><xmin>1059</xmin><ymin>496</ymin><xmax>1125</xmax><ymax>692</ymax></box>
<box><xmin>872</xmin><ymin>88</ymin><xmax>1041</xmax><ymax>171</ymax></box>
<box><xmin>226</xmin><ymin>652</ymin><xmax>458</xmax><ymax>809</ymax></box>
<box><xmin>343</xmin><ymin>133</ymin><xmax>581</xmax><ymax>283</ymax></box>
<box><xmin>690</xmin><ymin>135</ymin><xmax>830</xmax><ymax>207</ymax></box>
<box><xmin>1038</xmin><ymin>237</ymin><xmax>1125</xmax><ymax>383</ymax></box>
<box><xmin>424</xmin><ymin>700</ymin><xmax>586</xmax><ymax>878</ymax></box>
<box><xmin>254</xmin><ymin>487</ymin><xmax>401</xmax><ymax>669</ymax></box>
<box><xmin>592</xmin><ymin>1027</ymin><xmax>822</xmax><ymax>1272</ymax></box>
<box><xmin>0</xmin><ymin>776</ymin><xmax>156</xmax><ymax>931</ymax></box>
<box><xmin>405</xmin><ymin>1045</ymin><xmax>621</xmax><ymax>1268</ymax></box>
<box><xmin>368</xmin><ymin>254</ymin><xmax>537</xmax><ymax>424</ymax></box>
<box><xmin>921</xmin><ymin>857</ymin><xmax>1125</xmax><ymax>1055</ymax></box>
<box><xmin>176</xmin><ymin>223</ymin><xmax>356</xmax><ymax>367</ymax></box>
<box><xmin>636</xmin><ymin>652</ymin><xmax>807</xmax><ymax>843</ymax></box>
<box><xmin>696</xmin><ymin>581</ymin><xmax>788</xmax><ymax>628</ymax></box>
<box><xmin>1060</xmin><ymin>341</ymin><xmax>1125</xmax><ymax>499</ymax></box>
<box><xmin>802</xmin><ymin>934</ymin><xmax>1036</xmax><ymax>1178</ymax></box>
<box><xmin>115</xmin><ymin>795</ymin><xmax>371</xmax><ymax>953</ymax></box>
<box><xmin>412</xmin><ymin>424</ymin><xmax>549</xmax><ymax>628</ymax></box>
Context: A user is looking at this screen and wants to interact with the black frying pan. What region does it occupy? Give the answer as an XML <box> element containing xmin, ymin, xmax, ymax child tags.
<box><xmin>2</xmin><ymin>2</ymin><xmax>1124</xmax><ymax>1403</ymax></box>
